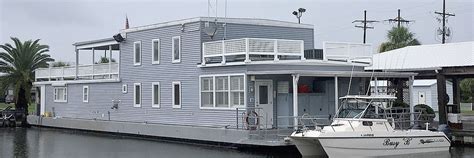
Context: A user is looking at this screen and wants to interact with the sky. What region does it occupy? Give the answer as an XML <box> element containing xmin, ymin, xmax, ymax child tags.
<box><xmin>0</xmin><ymin>0</ymin><xmax>472</xmax><ymax>64</ymax></box>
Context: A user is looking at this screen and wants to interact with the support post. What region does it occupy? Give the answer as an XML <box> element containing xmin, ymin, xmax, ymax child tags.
<box><xmin>452</xmin><ymin>77</ymin><xmax>461</xmax><ymax>113</ymax></box>
<box><xmin>409</xmin><ymin>76</ymin><xmax>415</xmax><ymax>125</ymax></box>
<box><xmin>244</xmin><ymin>38</ymin><xmax>250</xmax><ymax>63</ymax></box>
<box><xmin>91</xmin><ymin>48</ymin><xmax>95</xmax><ymax>79</ymax></box>
<box><xmin>273</xmin><ymin>40</ymin><xmax>279</xmax><ymax>61</ymax></box>
<box><xmin>334</xmin><ymin>76</ymin><xmax>339</xmax><ymax>115</ymax></box>
<box><xmin>75</xmin><ymin>48</ymin><xmax>79</xmax><ymax>79</ymax></box>
<box><xmin>109</xmin><ymin>45</ymin><xmax>113</xmax><ymax>78</ymax></box>
<box><xmin>437</xmin><ymin>74</ymin><xmax>448</xmax><ymax>124</ymax></box>
<box><xmin>374</xmin><ymin>77</ymin><xmax>379</xmax><ymax>115</ymax></box>
<box><xmin>396</xmin><ymin>79</ymin><xmax>404</xmax><ymax>103</ymax></box>
<box><xmin>221</xmin><ymin>40</ymin><xmax>226</xmax><ymax>65</ymax></box>
<box><xmin>292</xmin><ymin>74</ymin><xmax>300</xmax><ymax>129</ymax></box>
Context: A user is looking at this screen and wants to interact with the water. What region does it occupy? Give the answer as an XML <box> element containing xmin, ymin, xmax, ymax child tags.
<box><xmin>0</xmin><ymin>127</ymin><xmax>473</xmax><ymax>158</ymax></box>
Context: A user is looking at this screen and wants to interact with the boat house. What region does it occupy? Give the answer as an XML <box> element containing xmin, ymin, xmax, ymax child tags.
<box><xmin>31</xmin><ymin>17</ymin><xmax>415</xmax><ymax>146</ymax></box>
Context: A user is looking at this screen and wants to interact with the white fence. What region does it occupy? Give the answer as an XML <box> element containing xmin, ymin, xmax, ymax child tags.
<box><xmin>323</xmin><ymin>42</ymin><xmax>373</xmax><ymax>64</ymax></box>
<box><xmin>202</xmin><ymin>38</ymin><xmax>304</xmax><ymax>65</ymax></box>
<box><xmin>35</xmin><ymin>63</ymin><xmax>119</xmax><ymax>80</ymax></box>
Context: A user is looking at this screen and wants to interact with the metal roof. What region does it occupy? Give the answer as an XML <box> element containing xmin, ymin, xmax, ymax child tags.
<box><xmin>366</xmin><ymin>41</ymin><xmax>474</xmax><ymax>71</ymax></box>
<box><xmin>121</xmin><ymin>17</ymin><xmax>314</xmax><ymax>33</ymax></box>
<box><xmin>246</xmin><ymin>70</ymin><xmax>416</xmax><ymax>78</ymax></box>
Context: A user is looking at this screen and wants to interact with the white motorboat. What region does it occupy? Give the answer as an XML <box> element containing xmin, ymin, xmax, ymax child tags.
<box><xmin>290</xmin><ymin>95</ymin><xmax>451</xmax><ymax>158</ymax></box>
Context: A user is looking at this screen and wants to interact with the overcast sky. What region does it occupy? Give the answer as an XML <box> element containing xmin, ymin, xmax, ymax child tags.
<box><xmin>1</xmin><ymin>0</ymin><xmax>472</xmax><ymax>64</ymax></box>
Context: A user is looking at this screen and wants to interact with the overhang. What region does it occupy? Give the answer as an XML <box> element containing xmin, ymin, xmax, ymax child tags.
<box><xmin>246</xmin><ymin>70</ymin><xmax>417</xmax><ymax>78</ymax></box>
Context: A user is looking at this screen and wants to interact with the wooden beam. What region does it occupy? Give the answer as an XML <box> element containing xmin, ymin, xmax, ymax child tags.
<box><xmin>437</xmin><ymin>74</ymin><xmax>448</xmax><ymax>124</ymax></box>
<box><xmin>452</xmin><ymin>77</ymin><xmax>461</xmax><ymax>113</ymax></box>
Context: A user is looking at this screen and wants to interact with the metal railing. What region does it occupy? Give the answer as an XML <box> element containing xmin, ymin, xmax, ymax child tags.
<box><xmin>202</xmin><ymin>38</ymin><xmax>304</xmax><ymax>65</ymax></box>
<box><xmin>323</xmin><ymin>42</ymin><xmax>373</xmax><ymax>64</ymax></box>
<box><xmin>35</xmin><ymin>63</ymin><xmax>119</xmax><ymax>81</ymax></box>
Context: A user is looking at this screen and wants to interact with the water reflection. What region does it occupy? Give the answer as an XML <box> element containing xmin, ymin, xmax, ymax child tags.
<box><xmin>0</xmin><ymin>127</ymin><xmax>472</xmax><ymax>158</ymax></box>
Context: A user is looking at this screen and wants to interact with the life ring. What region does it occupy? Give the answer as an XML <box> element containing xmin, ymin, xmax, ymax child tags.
<box><xmin>243</xmin><ymin>111</ymin><xmax>260</xmax><ymax>130</ymax></box>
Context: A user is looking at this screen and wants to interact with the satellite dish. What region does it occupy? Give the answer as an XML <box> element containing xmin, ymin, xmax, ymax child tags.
<box><xmin>204</xmin><ymin>21</ymin><xmax>218</xmax><ymax>39</ymax></box>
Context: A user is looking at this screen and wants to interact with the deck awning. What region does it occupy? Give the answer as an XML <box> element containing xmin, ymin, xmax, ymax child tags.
<box><xmin>73</xmin><ymin>38</ymin><xmax>119</xmax><ymax>50</ymax></box>
<box><xmin>246</xmin><ymin>70</ymin><xmax>417</xmax><ymax>78</ymax></box>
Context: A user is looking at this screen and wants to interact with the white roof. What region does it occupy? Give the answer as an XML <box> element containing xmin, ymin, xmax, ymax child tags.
<box><xmin>366</xmin><ymin>41</ymin><xmax>474</xmax><ymax>71</ymax></box>
<box><xmin>121</xmin><ymin>17</ymin><xmax>314</xmax><ymax>33</ymax></box>
<box><xmin>370</xmin><ymin>79</ymin><xmax>451</xmax><ymax>87</ymax></box>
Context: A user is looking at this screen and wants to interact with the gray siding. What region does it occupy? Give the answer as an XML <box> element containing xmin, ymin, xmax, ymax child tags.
<box><xmin>43</xmin><ymin>19</ymin><xmax>369</xmax><ymax>128</ymax></box>
<box><xmin>44</xmin><ymin>82</ymin><xmax>122</xmax><ymax>120</ymax></box>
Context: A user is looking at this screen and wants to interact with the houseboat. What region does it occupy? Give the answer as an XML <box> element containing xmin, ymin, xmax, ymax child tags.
<box><xmin>30</xmin><ymin>17</ymin><xmax>416</xmax><ymax>148</ymax></box>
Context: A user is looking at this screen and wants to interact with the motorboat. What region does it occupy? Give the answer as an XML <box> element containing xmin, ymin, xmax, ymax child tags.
<box><xmin>290</xmin><ymin>95</ymin><xmax>451</xmax><ymax>157</ymax></box>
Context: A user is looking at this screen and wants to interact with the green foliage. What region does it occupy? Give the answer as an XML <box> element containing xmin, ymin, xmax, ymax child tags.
<box><xmin>97</xmin><ymin>57</ymin><xmax>116</xmax><ymax>64</ymax></box>
<box><xmin>393</xmin><ymin>100</ymin><xmax>409</xmax><ymax>108</ymax></box>
<box><xmin>460</xmin><ymin>78</ymin><xmax>474</xmax><ymax>103</ymax></box>
<box><xmin>379</xmin><ymin>27</ymin><xmax>421</xmax><ymax>53</ymax></box>
<box><xmin>51</xmin><ymin>61</ymin><xmax>70</xmax><ymax>67</ymax></box>
<box><xmin>414</xmin><ymin>104</ymin><xmax>435</xmax><ymax>114</ymax></box>
<box><xmin>0</xmin><ymin>37</ymin><xmax>53</xmax><ymax>126</ymax></box>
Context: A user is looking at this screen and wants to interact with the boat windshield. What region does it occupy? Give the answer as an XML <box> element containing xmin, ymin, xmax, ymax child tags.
<box><xmin>335</xmin><ymin>96</ymin><xmax>395</xmax><ymax>119</ymax></box>
<box><xmin>336</xmin><ymin>99</ymin><xmax>369</xmax><ymax>118</ymax></box>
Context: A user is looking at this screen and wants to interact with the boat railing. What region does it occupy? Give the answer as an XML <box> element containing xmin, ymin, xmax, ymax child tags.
<box><xmin>330</xmin><ymin>118</ymin><xmax>393</xmax><ymax>132</ymax></box>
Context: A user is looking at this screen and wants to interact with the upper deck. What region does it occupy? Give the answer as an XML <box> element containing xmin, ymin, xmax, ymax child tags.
<box><xmin>200</xmin><ymin>38</ymin><xmax>373</xmax><ymax>67</ymax></box>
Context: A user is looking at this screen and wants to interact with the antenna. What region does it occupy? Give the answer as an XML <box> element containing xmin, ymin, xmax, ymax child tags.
<box><xmin>205</xmin><ymin>0</ymin><xmax>219</xmax><ymax>39</ymax></box>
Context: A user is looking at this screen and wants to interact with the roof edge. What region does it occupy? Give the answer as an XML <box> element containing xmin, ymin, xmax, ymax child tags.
<box><xmin>121</xmin><ymin>17</ymin><xmax>314</xmax><ymax>33</ymax></box>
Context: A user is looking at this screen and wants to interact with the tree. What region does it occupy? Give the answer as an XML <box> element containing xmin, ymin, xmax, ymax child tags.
<box><xmin>0</xmin><ymin>37</ymin><xmax>54</xmax><ymax>127</ymax></box>
<box><xmin>51</xmin><ymin>61</ymin><xmax>70</xmax><ymax>67</ymax></box>
<box><xmin>97</xmin><ymin>56</ymin><xmax>116</xmax><ymax>64</ymax></box>
<box><xmin>379</xmin><ymin>27</ymin><xmax>421</xmax><ymax>53</ymax></box>
<box><xmin>460</xmin><ymin>79</ymin><xmax>474</xmax><ymax>103</ymax></box>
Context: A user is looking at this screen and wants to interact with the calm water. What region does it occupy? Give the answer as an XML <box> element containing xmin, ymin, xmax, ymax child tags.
<box><xmin>0</xmin><ymin>127</ymin><xmax>473</xmax><ymax>158</ymax></box>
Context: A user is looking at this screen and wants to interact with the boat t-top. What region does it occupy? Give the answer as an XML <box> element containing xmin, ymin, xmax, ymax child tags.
<box><xmin>290</xmin><ymin>95</ymin><xmax>451</xmax><ymax>157</ymax></box>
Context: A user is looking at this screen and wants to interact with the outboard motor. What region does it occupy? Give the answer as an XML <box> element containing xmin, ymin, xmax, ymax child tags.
<box><xmin>438</xmin><ymin>124</ymin><xmax>452</xmax><ymax>140</ymax></box>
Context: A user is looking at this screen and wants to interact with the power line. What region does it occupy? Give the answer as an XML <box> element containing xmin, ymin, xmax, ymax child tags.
<box><xmin>384</xmin><ymin>9</ymin><xmax>414</xmax><ymax>28</ymax></box>
<box><xmin>435</xmin><ymin>0</ymin><xmax>455</xmax><ymax>44</ymax></box>
<box><xmin>353</xmin><ymin>10</ymin><xmax>379</xmax><ymax>44</ymax></box>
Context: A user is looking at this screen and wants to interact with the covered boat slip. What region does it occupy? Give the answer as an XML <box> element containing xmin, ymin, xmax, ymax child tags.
<box><xmin>244</xmin><ymin>69</ymin><xmax>417</xmax><ymax>130</ymax></box>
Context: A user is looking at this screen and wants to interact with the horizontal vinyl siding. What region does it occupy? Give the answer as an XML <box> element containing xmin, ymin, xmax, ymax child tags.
<box><xmin>44</xmin><ymin>83</ymin><xmax>122</xmax><ymax>120</ymax></box>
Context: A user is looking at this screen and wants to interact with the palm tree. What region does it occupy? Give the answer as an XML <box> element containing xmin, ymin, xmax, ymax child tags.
<box><xmin>0</xmin><ymin>37</ymin><xmax>54</xmax><ymax>127</ymax></box>
<box><xmin>379</xmin><ymin>27</ymin><xmax>421</xmax><ymax>53</ymax></box>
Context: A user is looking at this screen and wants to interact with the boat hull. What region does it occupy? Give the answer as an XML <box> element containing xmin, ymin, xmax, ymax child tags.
<box><xmin>290</xmin><ymin>136</ymin><xmax>326</xmax><ymax>157</ymax></box>
<box><xmin>318</xmin><ymin>135</ymin><xmax>450</xmax><ymax>158</ymax></box>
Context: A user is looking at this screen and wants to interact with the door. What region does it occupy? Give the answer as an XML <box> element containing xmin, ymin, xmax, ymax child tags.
<box><xmin>40</xmin><ymin>85</ymin><xmax>46</xmax><ymax>115</ymax></box>
<box><xmin>418</xmin><ymin>92</ymin><xmax>426</xmax><ymax>104</ymax></box>
<box><xmin>255</xmin><ymin>80</ymin><xmax>273</xmax><ymax>128</ymax></box>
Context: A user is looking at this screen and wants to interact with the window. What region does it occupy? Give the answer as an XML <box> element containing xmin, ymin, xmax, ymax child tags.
<box><xmin>230</xmin><ymin>76</ymin><xmax>245</xmax><ymax>107</ymax></box>
<box><xmin>133</xmin><ymin>83</ymin><xmax>141</xmax><ymax>107</ymax></box>
<box><xmin>172</xmin><ymin>36</ymin><xmax>181</xmax><ymax>63</ymax></box>
<box><xmin>215</xmin><ymin>76</ymin><xmax>229</xmax><ymax>107</ymax></box>
<box><xmin>152</xmin><ymin>39</ymin><xmax>160</xmax><ymax>64</ymax></box>
<box><xmin>134</xmin><ymin>41</ymin><xmax>141</xmax><ymax>65</ymax></box>
<box><xmin>83</xmin><ymin>86</ymin><xmax>89</xmax><ymax>103</ymax></box>
<box><xmin>200</xmin><ymin>77</ymin><xmax>213</xmax><ymax>107</ymax></box>
<box><xmin>152</xmin><ymin>82</ymin><xmax>160</xmax><ymax>108</ymax></box>
<box><xmin>122</xmin><ymin>84</ymin><xmax>127</xmax><ymax>93</ymax></box>
<box><xmin>200</xmin><ymin>74</ymin><xmax>245</xmax><ymax>109</ymax></box>
<box><xmin>53</xmin><ymin>87</ymin><xmax>67</xmax><ymax>102</ymax></box>
<box><xmin>172</xmin><ymin>81</ymin><xmax>181</xmax><ymax>108</ymax></box>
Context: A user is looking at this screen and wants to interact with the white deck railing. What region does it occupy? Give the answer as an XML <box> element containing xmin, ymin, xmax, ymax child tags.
<box><xmin>35</xmin><ymin>63</ymin><xmax>119</xmax><ymax>80</ymax></box>
<box><xmin>323</xmin><ymin>42</ymin><xmax>373</xmax><ymax>64</ymax></box>
<box><xmin>202</xmin><ymin>38</ymin><xmax>304</xmax><ymax>65</ymax></box>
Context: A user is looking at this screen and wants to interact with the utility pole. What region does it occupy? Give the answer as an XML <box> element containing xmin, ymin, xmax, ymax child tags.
<box><xmin>435</xmin><ymin>0</ymin><xmax>455</xmax><ymax>44</ymax></box>
<box><xmin>353</xmin><ymin>10</ymin><xmax>378</xmax><ymax>43</ymax></box>
<box><xmin>385</xmin><ymin>9</ymin><xmax>413</xmax><ymax>28</ymax></box>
